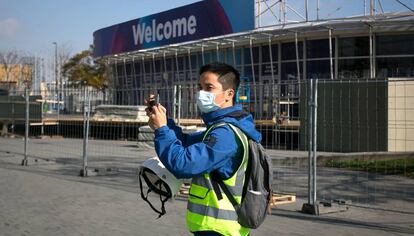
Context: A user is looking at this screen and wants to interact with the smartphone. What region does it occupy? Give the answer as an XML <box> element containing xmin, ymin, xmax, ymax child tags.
<box><xmin>147</xmin><ymin>94</ymin><xmax>159</xmax><ymax>110</ymax></box>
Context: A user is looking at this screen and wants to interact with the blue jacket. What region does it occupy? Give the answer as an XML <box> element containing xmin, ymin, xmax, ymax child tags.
<box><xmin>154</xmin><ymin>104</ymin><xmax>262</xmax><ymax>179</ymax></box>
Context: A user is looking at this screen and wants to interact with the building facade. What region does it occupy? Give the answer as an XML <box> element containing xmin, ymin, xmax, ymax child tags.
<box><xmin>93</xmin><ymin>1</ymin><xmax>414</xmax><ymax>151</ymax></box>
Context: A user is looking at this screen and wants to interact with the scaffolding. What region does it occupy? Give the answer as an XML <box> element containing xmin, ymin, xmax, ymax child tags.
<box><xmin>95</xmin><ymin>12</ymin><xmax>414</xmax><ymax>121</ymax></box>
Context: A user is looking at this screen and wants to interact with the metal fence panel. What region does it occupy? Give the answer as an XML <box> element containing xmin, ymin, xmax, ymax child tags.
<box><xmin>0</xmin><ymin>79</ymin><xmax>413</xmax><ymax>212</ymax></box>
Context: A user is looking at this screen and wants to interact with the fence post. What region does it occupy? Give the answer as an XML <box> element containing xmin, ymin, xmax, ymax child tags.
<box><xmin>173</xmin><ymin>85</ymin><xmax>182</xmax><ymax>126</ymax></box>
<box><xmin>173</xmin><ymin>85</ymin><xmax>177</xmax><ymax>122</ymax></box>
<box><xmin>12</xmin><ymin>102</ymin><xmax>15</xmax><ymax>135</ymax></box>
<box><xmin>302</xmin><ymin>79</ymin><xmax>318</xmax><ymax>214</ymax></box>
<box><xmin>177</xmin><ymin>85</ymin><xmax>181</xmax><ymax>126</ymax></box>
<box><xmin>80</xmin><ymin>86</ymin><xmax>91</xmax><ymax>177</ymax></box>
<box><xmin>21</xmin><ymin>87</ymin><xmax>29</xmax><ymax>166</ymax></box>
<box><xmin>57</xmin><ymin>88</ymin><xmax>60</xmax><ymax>136</ymax></box>
<box><xmin>312</xmin><ymin>79</ymin><xmax>318</xmax><ymax>205</ymax></box>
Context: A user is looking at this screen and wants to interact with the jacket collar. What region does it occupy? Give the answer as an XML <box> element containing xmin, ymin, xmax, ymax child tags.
<box><xmin>201</xmin><ymin>104</ymin><xmax>243</xmax><ymax>126</ymax></box>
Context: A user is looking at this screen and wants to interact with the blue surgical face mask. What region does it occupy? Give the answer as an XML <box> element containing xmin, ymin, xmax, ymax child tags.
<box><xmin>196</xmin><ymin>90</ymin><xmax>225</xmax><ymax>113</ymax></box>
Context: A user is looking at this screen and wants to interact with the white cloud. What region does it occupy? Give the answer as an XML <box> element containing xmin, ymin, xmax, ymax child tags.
<box><xmin>0</xmin><ymin>18</ymin><xmax>20</xmax><ymax>39</ymax></box>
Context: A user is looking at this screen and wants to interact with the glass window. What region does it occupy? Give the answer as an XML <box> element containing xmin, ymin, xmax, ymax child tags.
<box><xmin>262</xmin><ymin>44</ymin><xmax>278</xmax><ymax>63</ymax></box>
<box><xmin>261</xmin><ymin>63</ymin><xmax>278</xmax><ymax>76</ymax></box>
<box><xmin>376</xmin><ymin>34</ymin><xmax>414</xmax><ymax>55</ymax></box>
<box><xmin>338</xmin><ymin>58</ymin><xmax>370</xmax><ymax>79</ymax></box>
<box><xmin>165</xmin><ymin>58</ymin><xmax>173</xmax><ymax>71</ymax></box>
<box><xmin>306</xmin><ymin>39</ymin><xmax>335</xmax><ymax>59</ymax></box>
<box><xmin>133</xmin><ymin>75</ymin><xmax>141</xmax><ymax>88</ymax></box>
<box><xmin>203</xmin><ymin>51</ymin><xmax>212</xmax><ymax>64</ymax></box>
<box><xmin>338</xmin><ymin>37</ymin><xmax>369</xmax><ymax>57</ymax></box>
<box><xmin>306</xmin><ymin>60</ymin><xmax>334</xmax><ymax>79</ymax></box>
<box><xmin>225</xmin><ymin>48</ymin><xmax>233</xmax><ymax>65</ymax></box>
<box><xmin>217</xmin><ymin>50</ymin><xmax>225</xmax><ymax>63</ymax></box>
<box><xmin>116</xmin><ymin>76</ymin><xmax>124</xmax><ymax>86</ymax></box>
<box><xmin>210</xmin><ymin>51</ymin><xmax>218</xmax><ymax>62</ymax></box>
<box><xmin>116</xmin><ymin>64</ymin><xmax>124</xmax><ymax>77</ymax></box>
<box><xmin>197</xmin><ymin>54</ymin><xmax>203</xmax><ymax>66</ymax></box>
<box><xmin>377</xmin><ymin>57</ymin><xmax>414</xmax><ymax>78</ymax></box>
<box><xmin>243</xmin><ymin>65</ymin><xmax>259</xmax><ymax>82</ymax></box>
<box><xmin>125</xmin><ymin>63</ymin><xmax>132</xmax><ymax>76</ymax></box>
<box><xmin>243</xmin><ymin>46</ymin><xmax>260</xmax><ymax>64</ymax></box>
<box><xmin>190</xmin><ymin>55</ymin><xmax>198</xmax><ymax>69</ymax></box>
<box><xmin>177</xmin><ymin>56</ymin><xmax>185</xmax><ymax>70</ymax></box>
<box><xmin>154</xmin><ymin>60</ymin><xmax>161</xmax><ymax>73</ymax></box>
<box><xmin>134</xmin><ymin>62</ymin><xmax>141</xmax><ymax>74</ymax></box>
<box><xmin>282</xmin><ymin>42</ymin><xmax>303</xmax><ymax>60</ymax></box>
<box><xmin>235</xmin><ymin>48</ymin><xmax>242</xmax><ymax>65</ymax></box>
<box><xmin>281</xmin><ymin>62</ymin><xmax>303</xmax><ymax>81</ymax></box>
<box><xmin>144</xmin><ymin>62</ymin><xmax>151</xmax><ymax>73</ymax></box>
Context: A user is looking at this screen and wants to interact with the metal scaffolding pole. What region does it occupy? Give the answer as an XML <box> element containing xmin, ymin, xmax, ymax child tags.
<box><xmin>151</xmin><ymin>53</ymin><xmax>159</xmax><ymax>119</ymax></box>
<box><xmin>188</xmin><ymin>48</ymin><xmax>197</xmax><ymax>116</ymax></box>
<box><xmin>232</xmin><ymin>41</ymin><xmax>236</xmax><ymax>66</ymax></box>
<box><xmin>317</xmin><ymin>0</ymin><xmax>320</xmax><ymax>20</ymax></box>
<box><xmin>295</xmin><ymin>32</ymin><xmax>301</xmax><ymax>82</ymax></box>
<box><xmin>268</xmin><ymin>35</ymin><xmax>275</xmax><ymax>117</ymax></box>
<box><xmin>152</xmin><ymin>54</ymin><xmax>156</xmax><ymax>92</ymax></box>
<box><xmin>141</xmin><ymin>56</ymin><xmax>146</xmax><ymax>99</ymax></box>
<box><xmin>305</xmin><ymin>0</ymin><xmax>309</xmax><ymax>22</ymax></box>
<box><xmin>175</xmin><ymin>51</ymin><xmax>179</xmax><ymax>85</ymax></box>
<box><xmin>123</xmin><ymin>58</ymin><xmax>128</xmax><ymax>104</ymax></box>
<box><xmin>216</xmin><ymin>43</ymin><xmax>220</xmax><ymax>61</ymax></box>
<box><xmin>249</xmin><ymin>38</ymin><xmax>258</xmax><ymax>116</ymax></box>
<box><xmin>329</xmin><ymin>28</ymin><xmax>334</xmax><ymax>80</ymax></box>
<box><xmin>174</xmin><ymin>51</ymin><xmax>181</xmax><ymax>125</ymax></box>
<box><xmin>188</xmin><ymin>49</ymin><xmax>193</xmax><ymax>81</ymax></box>
<box><xmin>132</xmin><ymin>56</ymin><xmax>138</xmax><ymax>105</ymax></box>
<box><xmin>201</xmin><ymin>43</ymin><xmax>205</xmax><ymax>65</ymax></box>
<box><xmin>163</xmin><ymin>52</ymin><xmax>171</xmax><ymax>109</ymax></box>
<box><xmin>369</xmin><ymin>25</ymin><xmax>375</xmax><ymax>79</ymax></box>
<box><xmin>257</xmin><ymin>0</ymin><xmax>261</xmax><ymax>28</ymax></box>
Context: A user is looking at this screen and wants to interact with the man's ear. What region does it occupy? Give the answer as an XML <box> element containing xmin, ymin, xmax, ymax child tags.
<box><xmin>226</xmin><ymin>89</ymin><xmax>235</xmax><ymax>102</ymax></box>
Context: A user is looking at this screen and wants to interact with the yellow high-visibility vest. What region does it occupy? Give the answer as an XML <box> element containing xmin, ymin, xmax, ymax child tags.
<box><xmin>186</xmin><ymin>123</ymin><xmax>249</xmax><ymax>236</ymax></box>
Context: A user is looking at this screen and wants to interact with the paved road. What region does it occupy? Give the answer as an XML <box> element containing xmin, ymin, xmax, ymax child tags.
<box><xmin>1</xmin><ymin>137</ymin><xmax>414</xmax><ymax>235</ymax></box>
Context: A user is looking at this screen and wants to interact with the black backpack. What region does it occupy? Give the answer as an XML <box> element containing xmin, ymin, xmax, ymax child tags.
<box><xmin>210</xmin><ymin>123</ymin><xmax>273</xmax><ymax>229</ymax></box>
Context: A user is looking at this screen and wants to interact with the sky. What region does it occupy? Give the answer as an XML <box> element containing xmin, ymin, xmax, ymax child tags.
<box><xmin>0</xmin><ymin>0</ymin><xmax>412</xmax><ymax>59</ymax></box>
<box><xmin>0</xmin><ymin>0</ymin><xmax>199</xmax><ymax>57</ymax></box>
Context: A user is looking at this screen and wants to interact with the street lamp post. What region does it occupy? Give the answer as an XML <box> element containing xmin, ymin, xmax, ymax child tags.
<box><xmin>53</xmin><ymin>42</ymin><xmax>60</xmax><ymax>135</ymax></box>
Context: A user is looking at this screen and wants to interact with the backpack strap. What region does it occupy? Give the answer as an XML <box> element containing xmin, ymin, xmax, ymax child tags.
<box><xmin>205</xmin><ymin>122</ymin><xmax>249</xmax><ymax>208</ymax></box>
<box><xmin>202</xmin><ymin>122</ymin><xmax>227</xmax><ymax>201</ymax></box>
<box><xmin>202</xmin><ymin>122</ymin><xmax>227</xmax><ymax>140</ymax></box>
<box><xmin>227</xmin><ymin>124</ymin><xmax>251</xmax><ymax>200</ymax></box>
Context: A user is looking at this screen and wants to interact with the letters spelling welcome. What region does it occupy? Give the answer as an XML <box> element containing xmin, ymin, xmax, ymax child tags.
<box><xmin>132</xmin><ymin>15</ymin><xmax>197</xmax><ymax>45</ymax></box>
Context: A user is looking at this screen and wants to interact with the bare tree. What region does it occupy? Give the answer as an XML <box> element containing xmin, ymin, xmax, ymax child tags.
<box><xmin>56</xmin><ymin>42</ymin><xmax>72</xmax><ymax>89</ymax></box>
<box><xmin>19</xmin><ymin>58</ymin><xmax>34</xmax><ymax>90</ymax></box>
<box><xmin>0</xmin><ymin>50</ymin><xmax>21</xmax><ymax>90</ymax></box>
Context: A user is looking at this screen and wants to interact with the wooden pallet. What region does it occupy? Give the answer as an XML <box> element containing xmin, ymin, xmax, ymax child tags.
<box><xmin>177</xmin><ymin>184</ymin><xmax>296</xmax><ymax>207</ymax></box>
<box><xmin>271</xmin><ymin>193</ymin><xmax>296</xmax><ymax>206</ymax></box>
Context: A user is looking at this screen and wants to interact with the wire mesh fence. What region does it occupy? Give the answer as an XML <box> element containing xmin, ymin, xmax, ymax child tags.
<box><xmin>0</xmin><ymin>79</ymin><xmax>413</xmax><ymax>212</ymax></box>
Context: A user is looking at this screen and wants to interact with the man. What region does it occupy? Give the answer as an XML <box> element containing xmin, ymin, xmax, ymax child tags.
<box><xmin>147</xmin><ymin>62</ymin><xmax>261</xmax><ymax>236</ymax></box>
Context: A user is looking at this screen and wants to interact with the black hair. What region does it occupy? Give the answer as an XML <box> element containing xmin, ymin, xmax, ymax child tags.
<box><xmin>199</xmin><ymin>62</ymin><xmax>240</xmax><ymax>92</ymax></box>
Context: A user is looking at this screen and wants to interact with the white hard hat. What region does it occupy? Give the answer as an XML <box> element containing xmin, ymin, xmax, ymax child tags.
<box><xmin>139</xmin><ymin>156</ymin><xmax>183</xmax><ymax>217</ymax></box>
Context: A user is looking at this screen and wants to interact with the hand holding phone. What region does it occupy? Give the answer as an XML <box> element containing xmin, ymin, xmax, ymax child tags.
<box><xmin>147</xmin><ymin>99</ymin><xmax>158</xmax><ymax>109</ymax></box>
<box><xmin>146</xmin><ymin>94</ymin><xmax>159</xmax><ymax>114</ymax></box>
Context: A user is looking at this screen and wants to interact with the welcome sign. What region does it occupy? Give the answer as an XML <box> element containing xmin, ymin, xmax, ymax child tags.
<box><xmin>93</xmin><ymin>0</ymin><xmax>254</xmax><ymax>57</ymax></box>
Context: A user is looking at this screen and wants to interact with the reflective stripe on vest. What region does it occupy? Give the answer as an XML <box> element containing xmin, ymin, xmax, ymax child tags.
<box><xmin>186</xmin><ymin>123</ymin><xmax>249</xmax><ymax>236</ymax></box>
